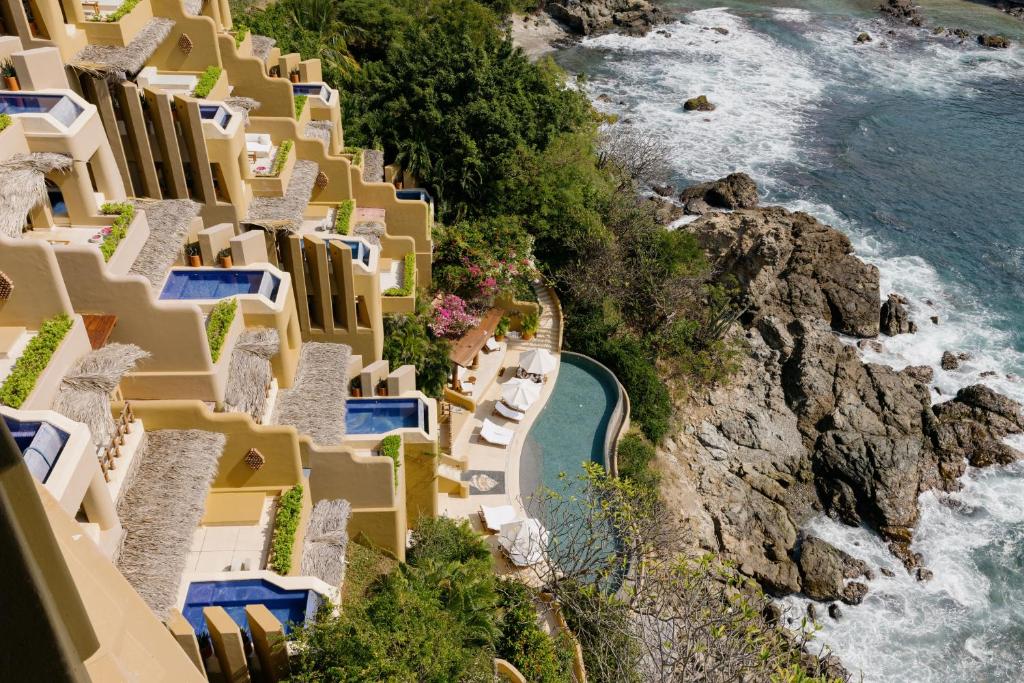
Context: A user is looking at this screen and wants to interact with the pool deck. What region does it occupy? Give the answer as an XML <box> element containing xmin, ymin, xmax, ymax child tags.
<box><xmin>439</xmin><ymin>285</ymin><xmax>561</xmax><ymax>577</ymax></box>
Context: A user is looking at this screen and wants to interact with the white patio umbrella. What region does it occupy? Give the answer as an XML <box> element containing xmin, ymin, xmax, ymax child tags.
<box><xmin>518</xmin><ymin>348</ymin><xmax>556</xmax><ymax>375</ymax></box>
<box><xmin>498</xmin><ymin>518</ymin><xmax>549</xmax><ymax>567</ymax></box>
<box><xmin>501</xmin><ymin>377</ymin><xmax>542</xmax><ymax>411</ymax></box>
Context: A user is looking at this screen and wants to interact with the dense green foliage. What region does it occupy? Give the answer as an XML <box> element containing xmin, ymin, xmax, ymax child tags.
<box><xmin>192</xmin><ymin>66</ymin><xmax>222</xmax><ymax>98</ymax></box>
<box><xmin>294</xmin><ymin>94</ymin><xmax>308</xmax><ymax>118</ymax></box>
<box><xmin>104</xmin><ymin>0</ymin><xmax>140</xmax><ymax>22</ymax></box>
<box><xmin>271</xmin><ymin>484</ymin><xmax>303</xmax><ymax>573</ymax></box>
<box><xmin>269</xmin><ymin>139</ymin><xmax>294</xmax><ymax>176</ymax></box>
<box><xmin>379</xmin><ymin>434</ymin><xmax>401</xmax><ymax>485</ymax></box>
<box><xmin>0</xmin><ymin>314</ymin><xmax>73</xmax><ymax>408</ymax></box>
<box><xmin>496</xmin><ymin>580</ymin><xmax>574</xmax><ymax>683</ymax></box>
<box><xmin>99</xmin><ymin>202</ymin><xmax>135</xmax><ymax>261</ymax></box>
<box><xmin>615</xmin><ymin>431</ymin><xmax>660</xmax><ymax>492</ymax></box>
<box><xmin>0</xmin><ymin>113</ymin><xmax>11</xmax><ymax>132</ymax></box>
<box><xmin>384</xmin><ymin>253</ymin><xmax>416</xmax><ymax>297</ymax></box>
<box><xmin>205</xmin><ymin>299</ymin><xmax>236</xmax><ymax>362</ymax></box>
<box><xmin>334</xmin><ymin>198</ymin><xmax>355</xmax><ymax>235</ymax></box>
<box><xmin>382</xmin><ymin>300</ymin><xmax>451</xmax><ymax>398</ymax></box>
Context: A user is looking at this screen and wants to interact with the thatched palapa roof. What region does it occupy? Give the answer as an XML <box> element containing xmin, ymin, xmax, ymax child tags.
<box><xmin>246</xmin><ymin>160</ymin><xmax>319</xmax><ymax>233</ymax></box>
<box><xmin>251</xmin><ymin>35</ymin><xmax>276</xmax><ymax>61</ymax></box>
<box><xmin>353</xmin><ymin>219</ymin><xmax>385</xmax><ymax>247</ymax></box>
<box><xmin>271</xmin><ymin>342</ymin><xmax>350</xmax><ymax>446</ymax></box>
<box><xmin>116</xmin><ymin>429</ymin><xmax>225</xmax><ymax>616</ymax></box>
<box><xmin>304</xmin><ymin>120</ymin><xmax>332</xmax><ymax>145</ymax></box>
<box><xmin>301</xmin><ymin>499</ymin><xmax>351</xmax><ymax>588</ymax></box>
<box><xmin>52</xmin><ymin>344</ymin><xmax>150</xmax><ymax>448</ymax></box>
<box><xmin>182</xmin><ymin>0</ymin><xmax>202</xmax><ymax>16</ymax></box>
<box><xmin>224</xmin><ymin>328</ymin><xmax>279</xmax><ymax>420</ymax></box>
<box><xmin>71</xmin><ymin>18</ymin><xmax>174</xmax><ymax>82</ymax></box>
<box><xmin>0</xmin><ymin>153</ymin><xmax>73</xmax><ymax>239</ymax></box>
<box><xmin>362</xmin><ymin>149</ymin><xmax>385</xmax><ymax>184</ymax></box>
<box><xmin>128</xmin><ymin>198</ymin><xmax>200</xmax><ymax>288</ymax></box>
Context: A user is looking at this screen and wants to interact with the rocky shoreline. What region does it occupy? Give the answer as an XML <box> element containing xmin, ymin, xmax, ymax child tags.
<box><xmin>653</xmin><ymin>175</ymin><xmax>1024</xmax><ymax>615</ymax></box>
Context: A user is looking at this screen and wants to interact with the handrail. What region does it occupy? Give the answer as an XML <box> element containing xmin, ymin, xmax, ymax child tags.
<box><xmin>98</xmin><ymin>401</ymin><xmax>135</xmax><ymax>482</ymax></box>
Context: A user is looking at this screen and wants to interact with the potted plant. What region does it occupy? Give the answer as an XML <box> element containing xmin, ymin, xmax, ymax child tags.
<box><xmin>197</xmin><ymin>633</ymin><xmax>213</xmax><ymax>660</ymax></box>
<box><xmin>495</xmin><ymin>315</ymin><xmax>510</xmax><ymax>342</ymax></box>
<box><xmin>2</xmin><ymin>60</ymin><xmax>19</xmax><ymax>91</ymax></box>
<box><xmin>377</xmin><ymin>379</ymin><xmax>389</xmax><ymax>397</ymax></box>
<box><xmin>350</xmin><ymin>379</ymin><xmax>362</xmax><ymax>398</ymax></box>
<box><xmin>217</xmin><ymin>247</ymin><xmax>233</xmax><ymax>268</ymax></box>
<box><xmin>185</xmin><ymin>242</ymin><xmax>201</xmax><ymax>267</ymax></box>
<box><xmin>521</xmin><ymin>310</ymin><xmax>539</xmax><ymax>341</ymax></box>
<box><xmin>289</xmin><ymin>69</ymin><xmax>300</xmax><ymax>83</ymax></box>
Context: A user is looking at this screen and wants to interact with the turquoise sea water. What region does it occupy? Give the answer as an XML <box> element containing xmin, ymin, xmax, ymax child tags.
<box><xmin>519</xmin><ymin>353</ymin><xmax>619</xmax><ymax>504</ymax></box>
<box><xmin>553</xmin><ymin>4</ymin><xmax>1024</xmax><ymax>680</ymax></box>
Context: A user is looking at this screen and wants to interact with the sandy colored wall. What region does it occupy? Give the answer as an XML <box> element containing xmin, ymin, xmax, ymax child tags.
<box><xmin>148</xmin><ymin>0</ymin><xmax>221</xmax><ymax>74</ymax></box>
<box><xmin>218</xmin><ymin>34</ymin><xmax>294</xmax><ymax>119</ymax></box>
<box><xmin>0</xmin><ymin>237</ymin><xmax>74</xmax><ymax>327</ymax></box>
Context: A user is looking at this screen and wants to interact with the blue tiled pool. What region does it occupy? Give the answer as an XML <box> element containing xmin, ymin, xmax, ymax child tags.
<box><xmin>346</xmin><ymin>398</ymin><xmax>429</xmax><ymax>435</ymax></box>
<box><xmin>0</xmin><ymin>93</ymin><xmax>84</xmax><ymax>127</ymax></box>
<box><xmin>182</xmin><ymin>579</ymin><xmax>320</xmax><ymax>636</ymax></box>
<box><xmin>199</xmin><ymin>104</ymin><xmax>233</xmax><ymax>129</ymax></box>
<box><xmin>3</xmin><ymin>415</ymin><xmax>69</xmax><ymax>484</ymax></box>
<box><xmin>293</xmin><ymin>83</ymin><xmax>331</xmax><ymax>102</ymax></box>
<box><xmin>160</xmin><ymin>269</ymin><xmax>280</xmax><ymax>301</ymax></box>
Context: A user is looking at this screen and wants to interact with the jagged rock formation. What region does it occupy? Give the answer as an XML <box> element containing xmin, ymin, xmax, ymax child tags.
<box><xmin>546</xmin><ymin>0</ymin><xmax>661</xmax><ymax>36</ymax></box>
<box><xmin>658</xmin><ymin>183</ymin><xmax>1024</xmax><ymax>601</ymax></box>
<box><xmin>880</xmin><ymin>293</ymin><xmax>916</xmax><ymax>335</ymax></box>
<box><xmin>679</xmin><ymin>172</ymin><xmax>759</xmax><ymax>213</ymax></box>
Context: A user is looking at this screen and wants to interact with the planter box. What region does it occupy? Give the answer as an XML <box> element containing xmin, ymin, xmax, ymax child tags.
<box><xmin>20</xmin><ymin>316</ymin><xmax>91</xmax><ymax>411</ymax></box>
<box><xmin>105</xmin><ymin>210</ymin><xmax>150</xmax><ymax>277</ymax></box>
<box><xmin>83</xmin><ymin>0</ymin><xmax>153</xmax><ymax>48</ymax></box>
<box><xmin>249</xmin><ymin>144</ymin><xmax>296</xmax><ymax>197</ymax></box>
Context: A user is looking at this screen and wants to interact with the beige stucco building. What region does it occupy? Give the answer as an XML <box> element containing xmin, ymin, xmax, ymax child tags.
<box><xmin>0</xmin><ymin>3</ymin><xmax>444</xmax><ymax>679</ymax></box>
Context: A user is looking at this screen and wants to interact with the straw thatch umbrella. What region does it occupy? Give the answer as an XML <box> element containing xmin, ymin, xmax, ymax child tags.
<box><xmin>301</xmin><ymin>499</ymin><xmax>351</xmax><ymax>587</ymax></box>
<box><xmin>116</xmin><ymin>429</ymin><xmax>226</xmax><ymax>616</ymax></box>
<box><xmin>501</xmin><ymin>377</ymin><xmax>542</xmax><ymax>411</ymax></box>
<box><xmin>272</xmin><ymin>342</ymin><xmax>351</xmax><ymax>446</ymax></box>
<box><xmin>519</xmin><ymin>348</ymin><xmax>557</xmax><ymax>375</ymax></box>
<box><xmin>71</xmin><ymin>18</ymin><xmax>174</xmax><ymax>82</ymax></box>
<box><xmin>0</xmin><ymin>152</ymin><xmax>73</xmax><ymax>238</ymax></box>
<box><xmin>224</xmin><ymin>328</ymin><xmax>279</xmax><ymax>420</ymax></box>
<box><xmin>52</xmin><ymin>343</ymin><xmax>150</xmax><ymax>448</ymax></box>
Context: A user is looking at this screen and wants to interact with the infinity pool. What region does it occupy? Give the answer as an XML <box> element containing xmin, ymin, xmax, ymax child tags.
<box><xmin>520</xmin><ymin>353</ymin><xmax>620</xmax><ymax>501</ymax></box>
<box><xmin>346</xmin><ymin>398</ymin><xmax>429</xmax><ymax>435</ymax></box>
<box><xmin>182</xmin><ymin>579</ymin><xmax>320</xmax><ymax>636</ymax></box>
<box><xmin>160</xmin><ymin>269</ymin><xmax>280</xmax><ymax>301</ymax></box>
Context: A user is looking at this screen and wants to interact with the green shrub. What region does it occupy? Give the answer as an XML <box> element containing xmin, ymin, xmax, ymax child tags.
<box><xmin>270</xmin><ymin>484</ymin><xmax>303</xmax><ymax>574</ymax></box>
<box><xmin>407</xmin><ymin>516</ymin><xmax>491</xmax><ymax>567</ymax></box>
<box><xmin>103</xmin><ymin>0</ymin><xmax>140</xmax><ymax>21</ymax></box>
<box><xmin>99</xmin><ymin>202</ymin><xmax>135</xmax><ymax>262</ymax></box>
<box><xmin>233</xmin><ymin>29</ymin><xmax>248</xmax><ymax>48</ymax></box>
<box><xmin>192</xmin><ymin>66</ymin><xmax>222</xmax><ymax>98</ymax></box>
<box><xmin>269</xmin><ymin>139</ymin><xmax>293</xmax><ymax>176</ymax></box>
<box><xmin>384</xmin><ymin>253</ymin><xmax>416</xmax><ymax>297</ymax></box>
<box><xmin>0</xmin><ymin>314</ymin><xmax>73</xmax><ymax>408</ymax></box>
<box><xmin>380</xmin><ymin>434</ymin><xmax>401</xmax><ymax>485</ymax></box>
<box><xmin>616</xmin><ymin>431</ymin><xmax>661</xmax><ymax>492</ymax></box>
<box><xmin>334</xmin><ymin>198</ymin><xmax>355</xmax><ymax>235</ymax></box>
<box><xmin>521</xmin><ymin>310</ymin><xmax>540</xmax><ymax>335</ymax></box>
<box><xmin>599</xmin><ymin>335</ymin><xmax>672</xmax><ymax>443</ymax></box>
<box><xmin>205</xmin><ymin>299</ymin><xmax>236</xmax><ymax>363</ymax></box>
<box><xmin>341</xmin><ymin>147</ymin><xmax>364</xmax><ymax>166</ymax></box>
<box><xmin>0</xmin><ymin>114</ymin><xmax>11</xmax><ymax>132</ymax></box>
<box><xmin>496</xmin><ymin>315</ymin><xmax>510</xmax><ymax>338</ymax></box>
<box><xmin>497</xmin><ymin>580</ymin><xmax>574</xmax><ymax>683</ymax></box>
<box><xmin>293</xmin><ymin>94</ymin><xmax>308</xmax><ymax>118</ymax></box>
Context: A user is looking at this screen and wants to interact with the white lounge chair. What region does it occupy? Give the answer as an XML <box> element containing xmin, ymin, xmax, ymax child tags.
<box><xmin>479</xmin><ymin>504</ymin><xmax>519</xmax><ymax>533</ymax></box>
<box><xmin>498</xmin><ymin>519</ymin><xmax>549</xmax><ymax>567</ymax></box>
<box><xmin>493</xmin><ymin>401</ymin><xmax>525</xmax><ymax>422</ymax></box>
<box><xmin>245</xmin><ymin>133</ymin><xmax>272</xmax><ymax>159</ymax></box>
<box><xmin>480</xmin><ymin>418</ymin><xmax>514</xmax><ymax>447</ymax></box>
<box><xmin>459</xmin><ymin>381</ymin><xmax>475</xmax><ymax>396</ymax></box>
<box><xmin>484</xmin><ymin>337</ymin><xmax>501</xmax><ymax>352</ymax></box>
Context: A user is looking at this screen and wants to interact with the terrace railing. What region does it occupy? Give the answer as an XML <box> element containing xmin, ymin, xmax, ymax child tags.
<box><xmin>98</xmin><ymin>401</ymin><xmax>135</xmax><ymax>482</ymax></box>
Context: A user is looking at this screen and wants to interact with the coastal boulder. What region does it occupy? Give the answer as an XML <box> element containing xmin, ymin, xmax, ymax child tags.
<box><xmin>930</xmin><ymin>384</ymin><xmax>1024</xmax><ymax>477</ymax></box>
<box><xmin>880</xmin><ymin>0</ymin><xmax>923</xmax><ymax>25</ymax></box>
<box><xmin>683</xmin><ymin>94</ymin><xmax>716</xmax><ymax>111</ymax></box>
<box><xmin>856</xmin><ymin>32</ymin><xmax>872</xmax><ymax>43</ymax></box>
<box><xmin>679</xmin><ymin>172</ymin><xmax>758</xmax><ymax>210</ymax></box>
<box><xmin>546</xmin><ymin>0</ymin><xmax>661</xmax><ymax>36</ymax></box>
<box><xmin>941</xmin><ymin>351</ymin><xmax>960</xmax><ymax>370</ymax></box>
<box><xmin>797</xmin><ymin>536</ymin><xmax>871</xmax><ymax>602</ymax></box>
<box><xmin>880</xmin><ymin>293</ymin><xmax>916</xmax><ymax>336</ymax></box>
<box><xmin>978</xmin><ymin>34</ymin><xmax>1010</xmax><ymax>48</ymax></box>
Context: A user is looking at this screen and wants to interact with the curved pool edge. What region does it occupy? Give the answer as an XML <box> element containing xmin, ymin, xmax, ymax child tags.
<box><xmin>559</xmin><ymin>352</ymin><xmax>630</xmax><ymax>477</ymax></box>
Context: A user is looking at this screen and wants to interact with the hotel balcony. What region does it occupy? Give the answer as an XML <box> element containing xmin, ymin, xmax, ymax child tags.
<box><xmin>79</xmin><ymin>0</ymin><xmax>153</xmax><ymax>47</ymax></box>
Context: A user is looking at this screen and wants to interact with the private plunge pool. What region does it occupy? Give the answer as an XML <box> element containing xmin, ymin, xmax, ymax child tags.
<box><xmin>182</xmin><ymin>578</ymin><xmax>321</xmax><ymax>636</ymax></box>
<box><xmin>520</xmin><ymin>353</ymin><xmax>622</xmax><ymax>502</ymax></box>
<box><xmin>346</xmin><ymin>397</ymin><xmax>429</xmax><ymax>435</ymax></box>
<box><xmin>160</xmin><ymin>269</ymin><xmax>281</xmax><ymax>302</ymax></box>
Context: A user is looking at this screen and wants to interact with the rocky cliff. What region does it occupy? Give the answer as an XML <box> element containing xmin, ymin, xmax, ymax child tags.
<box><xmin>545</xmin><ymin>0</ymin><xmax>662</xmax><ymax>36</ymax></box>
<box><xmin>657</xmin><ymin>192</ymin><xmax>1024</xmax><ymax>601</ymax></box>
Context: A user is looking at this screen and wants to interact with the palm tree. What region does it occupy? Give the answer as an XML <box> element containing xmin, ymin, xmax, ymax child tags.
<box><xmin>282</xmin><ymin>0</ymin><xmax>362</xmax><ymax>75</ymax></box>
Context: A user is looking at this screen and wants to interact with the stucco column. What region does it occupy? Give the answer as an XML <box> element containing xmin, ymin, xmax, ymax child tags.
<box><xmin>245</xmin><ymin>605</ymin><xmax>288</xmax><ymax>682</ymax></box>
<box><xmin>166</xmin><ymin>609</ymin><xmax>205</xmax><ymax>674</ymax></box>
<box><xmin>82</xmin><ymin>469</ymin><xmax>118</xmax><ymax>531</ymax></box>
<box><xmin>90</xmin><ymin>141</ymin><xmax>127</xmax><ymax>203</ymax></box>
<box><xmin>63</xmin><ymin>162</ymin><xmax>99</xmax><ymax>220</ymax></box>
<box><xmin>205</xmin><ymin>606</ymin><xmax>251</xmax><ymax>682</ymax></box>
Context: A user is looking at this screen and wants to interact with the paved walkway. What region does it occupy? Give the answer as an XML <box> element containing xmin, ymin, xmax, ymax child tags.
<box><xmin>439</xmin><ymin>284</ymin><xmax>561</xmax><ymax>574</ymax></box>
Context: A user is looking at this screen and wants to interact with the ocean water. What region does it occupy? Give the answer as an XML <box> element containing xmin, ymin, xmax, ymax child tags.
<box><xmin>553</xmin><ymin>4</ymin><xmax>1024</xmax><ymax>681</ymax></box>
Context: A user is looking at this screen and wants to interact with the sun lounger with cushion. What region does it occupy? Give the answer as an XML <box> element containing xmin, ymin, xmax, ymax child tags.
<box><xmin>493</xmin><ymin>402</ymin><xmax>525</xmax><ymax>422</ymax></box>
<box><xmin>480</xmin><ymin>418</ymin><xmax>514</xmax><ymax>447</ymax></box>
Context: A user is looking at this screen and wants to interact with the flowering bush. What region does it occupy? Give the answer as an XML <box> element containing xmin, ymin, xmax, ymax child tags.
<box><xmin>433</xmin><ymin>216</ymin><xmax>538</xmax><ymax>305</ymax></box>
<box><xmin>429</xmin><ymin>293</ymin><xmax>478</xmax><ymax>338</ymax></box>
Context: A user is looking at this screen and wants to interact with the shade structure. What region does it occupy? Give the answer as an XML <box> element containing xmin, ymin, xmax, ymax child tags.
<box><xmin>501</xmin><ymin>377</ymin><xmax>542</xmax><ymax>411</ymax></box>
<box><xmin>498</xmin><ymin>518</ymin><xmax>549</xmax><ymax>567</ymax></box>
<box><xmin>518</xmin><ymin>349</ymin><xmax>557</xmax><ymax>375</ymax></box>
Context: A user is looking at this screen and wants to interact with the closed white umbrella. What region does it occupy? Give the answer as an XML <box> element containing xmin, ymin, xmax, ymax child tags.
<box><xmin>501</xmin><ymin>377</ymin><xmax>542</xmax><ymax>411</ymax></box>
<box><xmin>498</xmin><ymin>518</ymin><xmax>549</xmax><ymax>567</ymax></box>
<box><xmin>519</xmin><ymin>348</ymin><xmax>556</xmax><ymax>375</ymax></box>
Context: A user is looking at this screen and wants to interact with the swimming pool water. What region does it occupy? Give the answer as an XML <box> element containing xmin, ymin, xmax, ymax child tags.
<box><xmin>345</xmin><ymin>398</ymin><xmax>428</xmax><ymax>435</ymax></box>
<box><xmin>160</xmin><ymin>270</ymin><xmax>280</xmax><ymax>301</ymax></box>
<box><xmin>182</xmin><ymin>579</ymin><xmax>319</xmax><ymax>636</ymax></box>
<box><xmin>520</xmin><ymin>353</ymin><xmax>619</xmax><ymax>501</ymax></box>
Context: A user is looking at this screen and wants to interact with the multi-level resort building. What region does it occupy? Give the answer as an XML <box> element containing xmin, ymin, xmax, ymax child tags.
<box><xmin>0</xmin><ymin>0</ymin><xmax>621</xmax><ymax>678</ymax></box>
